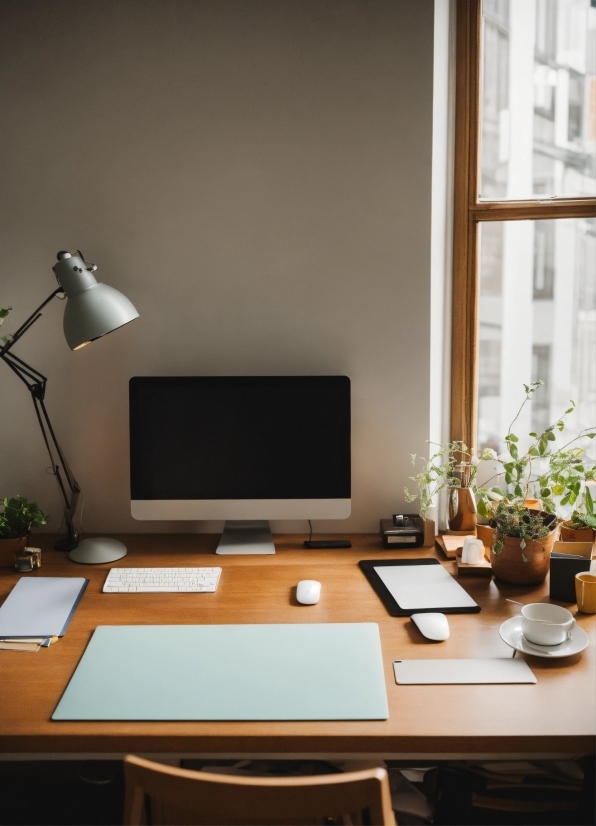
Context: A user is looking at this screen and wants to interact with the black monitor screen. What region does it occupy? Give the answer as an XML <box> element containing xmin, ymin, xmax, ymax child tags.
<box><xmin>130</xmin><ymin>376</ymin><xmax>351</xmax><ymax>500</ymax></box>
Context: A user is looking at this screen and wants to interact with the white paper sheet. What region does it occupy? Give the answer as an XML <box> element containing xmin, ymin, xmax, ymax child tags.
<box><xmin>374</xmin><ymin>563</ymin><xmax>477</xmax><ymax>610</ymax></box>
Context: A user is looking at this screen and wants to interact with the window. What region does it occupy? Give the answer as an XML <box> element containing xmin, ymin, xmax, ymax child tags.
<box><xmin>450</xmin><ymin>0</ymin><xmax>596</xmax><ymax>454</ymax></box>
<box><xmin>533</xmin><ymin>220</ymin><xmax>555</xmax><ymax>298</ymax></box>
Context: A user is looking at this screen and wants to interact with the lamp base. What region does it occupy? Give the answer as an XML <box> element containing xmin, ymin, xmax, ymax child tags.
<box><xmin>68</xmin><ymin>538</ymin><xmax>127</xmax><ymax>564</ymax></box>
<box><xmin>54</xmin><ymin>535</ymin><xmax>79</xmax><ymax>552</ymax></box>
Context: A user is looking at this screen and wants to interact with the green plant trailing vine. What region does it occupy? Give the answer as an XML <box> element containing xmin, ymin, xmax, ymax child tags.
<box><xmin>567</xmin><ymin>495</ymin><xmax>596</xmax><ymax>531</ymax></box>
<box><xmin>404</xmin><ymin>382</ymin><xmax>596</xmax><ymax>562</ymax></box>
<box><xmin>404</xmin><ymin>441</ymin><xmax>495</xmax><ymax>518</ymax></box>
<box><xmin>474</xmin><ymin>382</ymin><xmax>595</xmax><ymax>526</ymax></box>
<box><xmin>490</xmin><ymin>500</ymin><xmax>555</xmax><ymax>560</ymax></box>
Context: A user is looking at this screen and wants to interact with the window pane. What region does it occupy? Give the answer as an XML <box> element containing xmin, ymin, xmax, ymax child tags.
<box><xmin>480</xmin><ymin>0</ymin><xmax>596</xmax><ymax>200</ymax></box>
<box><xmin>477</xmin><ymin>218</ymin><xmax>596</xmax><ymax>458</ymax></box>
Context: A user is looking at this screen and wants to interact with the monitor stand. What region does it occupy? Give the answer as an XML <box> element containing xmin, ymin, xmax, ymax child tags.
<box><xmin>215</xmin><ymin>520</ymin><xmax>276</xmax><ymax>555</ymax></box>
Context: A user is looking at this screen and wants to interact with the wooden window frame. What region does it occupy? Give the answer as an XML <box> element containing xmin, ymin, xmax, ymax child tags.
<box><xmin>450</xmin><ymin>0</ymin><xmax>596</xmax><ymax>448</ymax></box>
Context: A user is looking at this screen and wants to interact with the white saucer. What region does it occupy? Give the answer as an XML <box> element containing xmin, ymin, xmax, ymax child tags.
<box><xmin>499</xmin><ymin>616</ymin><xmax>589</xmax><ymax>658</ymax></box>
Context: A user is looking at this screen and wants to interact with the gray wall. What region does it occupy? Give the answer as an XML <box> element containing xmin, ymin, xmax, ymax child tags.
<box><xmin>0</xmin><ymin>0</ymin><xmax>434</xmax><ymax>535</ymax></box>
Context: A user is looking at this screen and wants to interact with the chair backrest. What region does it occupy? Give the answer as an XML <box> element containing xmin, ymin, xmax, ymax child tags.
<box><xmin>123</xmin><ymin>754</ymin><xmax>397</xmax><ymax>826</ymax></box>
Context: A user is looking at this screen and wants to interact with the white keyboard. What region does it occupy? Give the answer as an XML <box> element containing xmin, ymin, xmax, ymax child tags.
<box><xmin>103</xmin><ymin>567</ymin><xmax>222</xmax><ymax>593</ymax></box>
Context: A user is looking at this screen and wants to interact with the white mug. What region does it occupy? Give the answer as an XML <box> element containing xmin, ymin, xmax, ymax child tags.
<box><xmin>521</xmin><ymin>603</ymin><xmax>576</xmax><ymax>646</ymax></box>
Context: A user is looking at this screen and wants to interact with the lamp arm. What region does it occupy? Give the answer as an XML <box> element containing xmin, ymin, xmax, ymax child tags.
<box><xmin>0</xmin><ymin>288</ymin><xmax>80</xmax><ymax>550</ymax></box>
<box><xmin>0</xmin><ymin>287</ymin><xmax>63</xmax><ymax>356</ymax></box>
<box><xmin>32</xmin><ymin>394</ymin><xmax>80</xmax><ymax>546</ymax></box>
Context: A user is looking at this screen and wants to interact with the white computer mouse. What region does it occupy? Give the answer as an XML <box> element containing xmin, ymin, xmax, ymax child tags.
<box><xmin>411</xmin><ymin>612</ymin><xmax>450</xmax><ymax>641</ymax></box>
<box><xmin>296</xmin><ymin>580</ymin><xmax>321</xmax><ymax>605</ymax></box>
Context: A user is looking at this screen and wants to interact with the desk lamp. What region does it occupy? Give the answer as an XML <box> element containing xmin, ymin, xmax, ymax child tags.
<box><xmin>0</xmin><ymin>250</ymin><xmax>139</xmax><ymax>564</ymax></box>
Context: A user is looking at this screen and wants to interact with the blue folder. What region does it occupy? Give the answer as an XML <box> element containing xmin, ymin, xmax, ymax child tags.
<box><xmin>0</xmin><ymin>577</ymin><xmax>88</xmax><ymax>638</ymax></box>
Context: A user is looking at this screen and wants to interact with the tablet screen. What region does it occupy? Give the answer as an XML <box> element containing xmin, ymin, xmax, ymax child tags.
<box><xmin>373</xmin><ymin>563</ymin><xmax>477</xmax><ymax>610</ymax></box>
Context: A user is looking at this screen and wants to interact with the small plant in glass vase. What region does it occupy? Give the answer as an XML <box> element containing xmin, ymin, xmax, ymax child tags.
<box><xmin>404</xmin><ymin>441</ymin><xmax>490</xmax><ymax>537</ymax></box>
<box><xmin>474</xmin><ymin>382</ymin><xmax>596</xmax><ymax>584</ymax></box>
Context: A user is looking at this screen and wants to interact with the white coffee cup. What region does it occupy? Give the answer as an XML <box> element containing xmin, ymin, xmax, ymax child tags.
<box><xmin>521</xmin><ymin>603</ymin><xmax>576</xmax><ymax>646</ymax></box>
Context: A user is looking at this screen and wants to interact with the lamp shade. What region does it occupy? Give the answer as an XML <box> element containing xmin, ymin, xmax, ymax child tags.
<box><xmin>53</xmin><ymin>252</ymin><xmax>139</xmax><ymax>350</ymax></box>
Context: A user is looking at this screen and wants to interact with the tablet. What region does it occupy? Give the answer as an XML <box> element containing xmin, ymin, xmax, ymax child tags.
<box><xmin>359</xmin><ymin>558</ymin><xmax>480</xmax><ymax>616</ymax></box>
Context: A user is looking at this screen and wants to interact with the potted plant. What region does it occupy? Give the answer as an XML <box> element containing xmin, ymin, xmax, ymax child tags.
<box><xmin>0</xmin><ymin>496</ymin><xmax>48</xmax><ymax>567</ymax></box>
<box><xmin>560</xmin><ymin>493</ymin><xmax>596</xmax><ymax>544</ymax></box>
<box><xmin>404</xmin><ymin>441</ymin><xmax>496</xmax><ymax>539</ymax></box>
<box><xmin>474</xmin><ymin>382</ymin><xmax>595</xmax><ymax>584</ymax></box>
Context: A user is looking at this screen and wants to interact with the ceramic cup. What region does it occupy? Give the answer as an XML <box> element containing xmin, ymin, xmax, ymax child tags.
<box><xmin>521</xmin><ymin>603</ymin><xmax>576</xmax><ymax>646</ymax></box>
<box><xmin>575</xmin><ymin>571</ymin><xmax>596</xmax><ymax>614</ymax></box>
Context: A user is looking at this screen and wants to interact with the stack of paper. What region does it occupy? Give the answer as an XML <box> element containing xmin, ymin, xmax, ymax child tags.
<box><xmin>0</xmin><ymin>578</ymin><xmax>88</xmax><ymax>652</ymax></box>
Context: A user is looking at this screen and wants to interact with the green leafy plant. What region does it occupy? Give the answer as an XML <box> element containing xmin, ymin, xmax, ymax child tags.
<box><xmin>404</xmin><ymin>382</ymin><xmax>595</xmax><ymax>561</ymax></box>
<box><xmin>490</xmin><ymin>499</ymin><xmax>555</xmax><ymax>559</ymax></box>
<box><xmin>404</xmin><ymin>441</ymin><xmax>496</xmax><ymax>518</ymax></box>
<box><xmin>0</xmin><ymin>496</ymin><xmax>48</xmax><ymax>539</ymax></box>
<box><xmin>475</xmin><ymin>382</ymin><xmax>596</xmax><ymax>523</ymax></box>
<box><xmin>566</xmin><ymin>489</ymin><xmax>596</xmax><ymax>531</ymax></box>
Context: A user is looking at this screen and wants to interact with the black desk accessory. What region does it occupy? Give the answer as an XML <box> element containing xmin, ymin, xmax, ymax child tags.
<box><xmin>550</xmin><ymin>552</ymin><xmax>592</xmax><ymax>602</ymax></box>
<box><xmin>359</xmin><ymin>558</ymin><xmax>480</xmax><ymax>616</ymax></box>
<box><xmin>304</xmin><ymin>540</ymin><xmax>352</xmax><ymax>548</ymax></box>
<box><xmin>380</xmin><ymin>514</ymin><xmax>424</xmax><ymax>548</ymax></box>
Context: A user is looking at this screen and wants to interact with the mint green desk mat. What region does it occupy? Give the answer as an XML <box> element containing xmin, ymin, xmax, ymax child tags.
<box><xmin>52</xmin><ymin>623</ymin><xmax>389</xmax><ymax>721</ymax></box>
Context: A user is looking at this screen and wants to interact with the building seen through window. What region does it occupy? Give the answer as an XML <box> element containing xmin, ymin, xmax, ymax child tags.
<box><xmin>477</xmin><ymin>0</ymin><xmax>596</xmax><ymax>462</ymax></box>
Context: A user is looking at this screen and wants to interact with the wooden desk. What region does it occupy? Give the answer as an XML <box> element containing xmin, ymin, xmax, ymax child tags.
<box><xmin>0</xmin><ymin>534</ymin><xmax>594</xmax><ymax>761</ymax></box>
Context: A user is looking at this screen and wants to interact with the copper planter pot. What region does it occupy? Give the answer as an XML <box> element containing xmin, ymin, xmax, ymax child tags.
<box><xmin>490</xmin><ymin>529</ymin><xmax>557</xmax><ymax>585</ymax></box>
<box><xmin>560</xmin><ymin>522</ymin><xmax>596</xmax><ymax>544</ymax></box>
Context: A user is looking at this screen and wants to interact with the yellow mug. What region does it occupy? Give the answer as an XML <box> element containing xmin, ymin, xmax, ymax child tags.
<box><xmin>575</xmin><ymin>571</ymin><xmax>596</xmax><ymax>614</ymax></box>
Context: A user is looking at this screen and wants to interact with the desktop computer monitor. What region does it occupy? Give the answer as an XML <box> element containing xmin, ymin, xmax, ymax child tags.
<box><xmin>129</xmin><ymin>376</ymin><xmax>351</xmax><ymax>553</ymax></box>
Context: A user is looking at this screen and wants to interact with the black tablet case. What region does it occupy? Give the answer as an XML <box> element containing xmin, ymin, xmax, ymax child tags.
<box><xmin>549</xmin><ymin>553</ymin><xmax>591</xmax><ymax>603</ymax></box>
<box><xmin>359</xmin><ymin>558</ymin><xmax>481</xmax><ymax>617</ymax></box>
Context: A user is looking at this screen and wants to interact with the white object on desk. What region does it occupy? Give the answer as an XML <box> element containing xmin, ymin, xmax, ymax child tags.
<box><xmin>499</xmin><ymin>617</ymin><xmax>589</xmax><ymax>659</ymax></box>
<box><xmin>103</xmin><ymin>568</ymin><xmax>221</xmax><ymax>593</ymax></box>
<box><xmin>296</xmin><ymin>580</ymin><xmax>321</xmax><ymax>604</ymax></box>
<box><xmin>393</xmin><ymin>658</ymin><xmax>536</xmax><ymax>684</ymax></box>
<box><xmin>374</xmin><ymin>562</ymin><xmax>477</xmax><ymax>611</ymax></box>
<box><xmin>410</xmin><ymin>613</ymin><xmax>450</xmax><ymax>641</ymax></box>
<box><xmin>461</xmin><ymin>537</ymin><xmax>484</xmax><ymax>564</ymax></box>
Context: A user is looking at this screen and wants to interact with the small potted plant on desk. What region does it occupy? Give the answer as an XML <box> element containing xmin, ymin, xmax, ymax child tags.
<box><xmin>0</xmin><ymin>496</ymin><xmax>48</xmax><ymax>568</ymax></box>
<box><xmin>474</xmin><ymin>383</ymin><xmax>595</xmax><ymax>584</ymax></box>
<box><xmin>404</xmin><ymin>441</ymin><xmax>496</xmax><ymax>539</ymax></box>
<box><xmin>559</xmin><ymin>495</ymin><xmax>596</xmax><ymax>545</ymax></box>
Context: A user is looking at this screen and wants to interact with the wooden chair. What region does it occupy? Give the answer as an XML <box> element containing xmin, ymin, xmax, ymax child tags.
<box><xmin>123</xmin><ymin>754</ymin><xmax>397</xmax><ymax>826</ymax></box>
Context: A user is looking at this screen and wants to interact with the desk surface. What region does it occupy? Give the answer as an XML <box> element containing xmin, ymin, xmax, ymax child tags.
<box><xmin>0</xmin><ymin>534</ymin><xmax>594</xmax><ymax>760</ymax></box>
